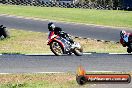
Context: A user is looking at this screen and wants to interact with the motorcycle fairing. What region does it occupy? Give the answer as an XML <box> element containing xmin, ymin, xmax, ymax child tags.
<box><xmin>55</xmin><ymin>37</ymin><xmax>72</xmax><ymax>54</ymax></box>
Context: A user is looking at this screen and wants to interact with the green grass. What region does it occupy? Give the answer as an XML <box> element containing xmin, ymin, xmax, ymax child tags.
<box><xmin>0</xmin><ymin>29</ymin><xmax>52</xmax><ymax>54</ymax></box>
<box><xmin>0</xmin><ymin>73</ymin><xmax>91</xmax><ymax>88</ymax></box>
<box><xmin>0</xmin><ymin>4</ymin><xmax>132</xmax><ymax>28</ymax></box>
<box><xmin>0</xmin><ymin>29</ymin><xmax>127</xmax><ymax>54</ymax></box>
<box><xmin>0</xmin><ymin>72</ymin><xmax>131</xmax><ymax>88</ymax></box>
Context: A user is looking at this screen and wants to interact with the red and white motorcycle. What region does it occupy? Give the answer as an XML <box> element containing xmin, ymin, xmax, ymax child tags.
<box><xmin>47</xmin><ymin>32</ymin><xmax>83</xmax><ymax>56</ymax></box>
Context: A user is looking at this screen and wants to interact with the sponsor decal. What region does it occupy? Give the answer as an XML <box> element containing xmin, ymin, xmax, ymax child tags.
<box><xmin>76</xmin><ymin>66</ymin><xmax>131</xmax><ymax>85</ymax></box>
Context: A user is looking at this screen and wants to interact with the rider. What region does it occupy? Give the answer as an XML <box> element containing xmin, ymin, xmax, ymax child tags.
<box><xmin>120</xmin><ymin>30</ymin><xmax>132</xmax><ymax>47</ymax></box>
<box><xmin>48</xmin><ymin>22</ymin><xmax>74</xmax><ymax>44</ymax></box>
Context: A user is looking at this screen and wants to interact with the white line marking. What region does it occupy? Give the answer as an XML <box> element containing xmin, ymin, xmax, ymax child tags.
<box><xmin>25</xmin><ymin>53</ymin><xmax>54</xmax><ymax>56</ymax></box>
<box><xmin>0</xmin><ymin>53</ymin><xmax>91</xmax><ymax>56</ymax></box>
<box><xmin>83</xmin><ymin>53</ymin><xmax>92</xmax><ymax>55</ymax></box>
<box><xmin>6</xmin><ymin>15</ymin><xmax>15</xmax><ymax>17</ymax></box>
<box><xmin>0</xmin><ymin>14</ymin><xmax>7</xmax><ymax>16</ymax></box>
<box><xmin>0</xmin><ymin>73</ymin><xmax>11</xmax><ymax>74</ymax></box>
<box><xmin>87</xmin><ymin>71</ymin><xmax>124</xmax><ymax>73</ymax></box>
<box><xmin>16</xmin><ymin>16</ymin><xmax>24</xmax><ymax>19</ymax></box>
<box><xmin>1</xmin><ymin>53</ymin><xmax>131</xmax><ymax>56</ymax></box>
<box><xmin>109</xmin><ymin>53</ymin><xmax>132</xmax><ymax>55</ymax></box>
<box><xmin>24</xmin><ymin>17</ymin><xmax>32</xmax><ymax>20</ymax></box>
<box><xmin>26</xmin><ymin>53</ymin><xmax>92</xmax><ymax>56</ymax></box>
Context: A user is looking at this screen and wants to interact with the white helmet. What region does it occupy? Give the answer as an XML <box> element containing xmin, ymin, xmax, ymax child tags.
<box><xmin>120</xmin><ymin>30</ymin><xmax>126</xmax><ymax>38</ymax></box>
<box><xmin>48</xmin><ymin>22</ymin><xmax>56</xmax><ymax>31</ymax></box>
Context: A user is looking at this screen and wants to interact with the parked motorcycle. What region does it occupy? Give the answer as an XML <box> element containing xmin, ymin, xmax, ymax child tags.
<box><xmin>47</xmin><ymin>33</ymin><xmax>83</xmax><ymax>56</ymax></box>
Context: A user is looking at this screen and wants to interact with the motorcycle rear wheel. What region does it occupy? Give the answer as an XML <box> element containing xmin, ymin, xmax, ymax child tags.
<box><xmin>50</xmin><ymin>41</ymin><xmax>64</xmax><ymax>56</ymax></box>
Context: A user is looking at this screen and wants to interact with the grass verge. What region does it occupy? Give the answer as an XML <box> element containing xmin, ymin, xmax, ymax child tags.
<box><xmin>0</xmin><ymin>72</ymin><xmax>131</xmax><ymax>88</ymax></box>
<box><xmin>0</xmin><ymin>29</ymin><xmax>127</xmax><ymax>54</ymax></box>
<box><xmin>0</xmin><ymin>73</ymin><xmax>79</xmax><ymax>88</ymax></box>
<box><xmin>0</xmin><ymin>4</ymin><xmax>132</xmax><ymax>28</ymax></box>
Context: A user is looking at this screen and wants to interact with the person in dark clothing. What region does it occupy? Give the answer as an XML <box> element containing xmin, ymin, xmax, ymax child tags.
<box><xmin>120</xmin><ymin>30</ymin><xmax>132</xmax><ymax>47</ymax></box>
<box><xmin>48</xmin><ymin>22</ymin><xmax>74</xmax><ymax>44</ymax></box>
<box><xmin>48</xmin><ymin>22</ymin><xmax>62</xmax><ymax>35</ymax></box>
<box><xmin>0</xmin><ymin>25</ymin><xmax>9</xmax><ymax>39</ymax></box>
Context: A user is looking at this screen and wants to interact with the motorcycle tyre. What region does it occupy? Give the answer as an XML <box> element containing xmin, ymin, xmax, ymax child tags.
<box><xmin>50</xmin><ymin>41</ymin><xmax>64</xmax><ymax>56</ymax></box>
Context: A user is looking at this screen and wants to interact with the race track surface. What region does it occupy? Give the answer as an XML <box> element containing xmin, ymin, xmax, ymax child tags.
<box><xmin>0</xmin><ymin>53</ymin><xmax>132</xmax><ymax>73</ymax></box>
<box><xmin>0</xmin><ymin>15</ymin><xmax>132</xmax><ymax>41</ymax></box>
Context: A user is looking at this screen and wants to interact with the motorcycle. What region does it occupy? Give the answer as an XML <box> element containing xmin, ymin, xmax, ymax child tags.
<box><xmin>47</xmin><ymin>32</ymin><xmax>83</xmax><ymax>56</ymax></box>
<box><xmin>120</xmin><ymin>34</ymin><xmax>132</xmax><ymax>53</ymax></box>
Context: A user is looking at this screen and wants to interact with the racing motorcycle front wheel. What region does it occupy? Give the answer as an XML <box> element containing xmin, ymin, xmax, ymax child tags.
<box><xmin>73</xmin><ymin>47</ymin><xmax>83</xmax><ymax>56</ymax></box>
<box><xmin>50</xmin><ymin>41</ymin><xmax>64</xmax><ymax>56</ymax></box>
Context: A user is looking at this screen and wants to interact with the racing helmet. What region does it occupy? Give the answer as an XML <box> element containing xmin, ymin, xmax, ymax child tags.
<box><xmin>120</xmin><ymin>30</ymin><xmax>126</xmax><ymax>38</ymax></box>
<box><xmin>48</xmin><ymin>22</ymin><xmax>55</xmax><ymax>31</ymax></box>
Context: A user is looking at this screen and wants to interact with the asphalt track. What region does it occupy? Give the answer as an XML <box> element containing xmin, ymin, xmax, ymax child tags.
<box><xmin>0</xmin><ymin>14</ymin><xmax>132</xmax><ymax>41</ymax></box>
<box><xmin>0</xmin><ymin>53</ymin><xmax>132</xmax><ymax>73</ymax></box>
